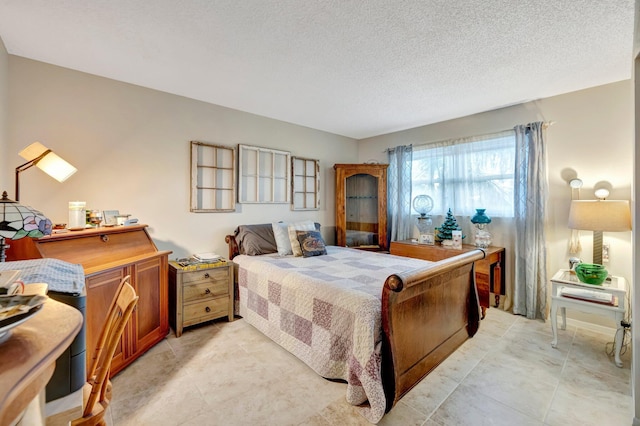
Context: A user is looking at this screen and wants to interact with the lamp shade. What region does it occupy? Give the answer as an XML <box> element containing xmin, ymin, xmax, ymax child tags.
<box><xmin>568</xmin><ymin>200</ymin><xmax>631</xmax><ymax>232</ymax></box>
<box><xmin>19</xmin><ymin>141</ymin><xmax>77</xmax><ymax>182</ymax></box>
<box><xmin>0</xmin><ymin>191</ymin><xmax>52</xmax><ymax>240</ymax></box>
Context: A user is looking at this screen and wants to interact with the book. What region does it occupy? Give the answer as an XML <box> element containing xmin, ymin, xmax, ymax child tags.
<box><xmin>192</xmin><ymin>252</ymin><xmax>222</xmax><ymax>262</ymax></box>
<box><xmin>560</xmin><ymin>287</ymin><xmax>616</xmax><ymax>306</ymax></box>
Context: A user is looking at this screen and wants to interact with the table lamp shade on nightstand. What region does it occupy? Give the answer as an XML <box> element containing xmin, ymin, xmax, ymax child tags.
<box><xmin>568</xmin><ymin>200</ymin><xmax>631</xmax><ymax>265</ymax></box>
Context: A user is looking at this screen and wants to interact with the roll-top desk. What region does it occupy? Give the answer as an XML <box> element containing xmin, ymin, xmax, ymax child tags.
<box><xmin>7</xmin><ymin>224</ymin><xmax>171</xmax><ymax>377</ymax></box>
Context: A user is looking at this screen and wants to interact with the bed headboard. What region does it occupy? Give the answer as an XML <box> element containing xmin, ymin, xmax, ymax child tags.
<box><xmin>224</xmin><ymin>234</ymin><xmax>240</xmax><ymax>260</ymax></box>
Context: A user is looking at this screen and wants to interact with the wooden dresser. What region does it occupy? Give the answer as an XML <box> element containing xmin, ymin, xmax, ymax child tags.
<box><xmin>389</xmin><ymin>240</ymin><xmax>505</xmax><ymax>318</ymax></box>
<box><xmin>7</xmin><ymin>224</ymin><xmax>171</xmax><ymax>377</ymax></box>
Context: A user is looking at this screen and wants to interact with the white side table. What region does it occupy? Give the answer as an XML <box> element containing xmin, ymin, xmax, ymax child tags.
<box><xmin>550</xmin><ymin>269</ymin><xmax>628</xmax><ymax>367</ymax></box>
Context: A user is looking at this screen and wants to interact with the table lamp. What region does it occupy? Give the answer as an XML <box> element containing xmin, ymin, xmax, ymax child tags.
<box><xmin>15</xmin><ymin>142</ymin><xmax>77</xmax><ymax>201</ymax></box>
<box><xmin>568</xmin><ymin>191</ymin><xmax>631</xmax><ymax>265</ymax></box>
<box><xmin>413</xmin><ymin>194</ymin><xmax>434</xmax><ymax>244</ymax></box>
<box><xmin>0</xmin><ymin>191</ymin><xmax>52</xmax><ymax>262</ymax></box>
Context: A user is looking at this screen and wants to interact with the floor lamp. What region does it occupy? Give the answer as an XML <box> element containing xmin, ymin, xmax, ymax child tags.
<box><xmin>15</xmin><ymin>142</ymin><xmax>77</xmax><ymax>202</ymax></box>
<box><xmin>568</xmin><ymin>196</ymin><xmax>631</xmax><ymax>265</ymax></box>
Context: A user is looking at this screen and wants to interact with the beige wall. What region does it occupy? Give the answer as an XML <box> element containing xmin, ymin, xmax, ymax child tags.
<box><xmin>4</xmin><ymin>54</ymin><xmax>634</xmax><ymax>325</ymax></box>
<box><xmin>5</xmin><ymin>56</ymin><xmax>358</xmax><ymax>259</ymax></box>
<box><xmin>359</xmin><ymin>81</ymin><xmax>634</xmax><ymax>324</ymax></box>
<box><xmin>0</xmin><ymin>37</ymin><xmax>8</xmax><ymax>186</ymax></box>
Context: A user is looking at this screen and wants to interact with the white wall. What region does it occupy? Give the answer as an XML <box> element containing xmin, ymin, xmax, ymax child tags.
<box><xmin>5</xmin><ymin>56</ymin><xmax>358</xmax><ymax>259</ymax></box>
<box><xmin>359</xmin><ymin>81</ymin><xmax>634</xmax><ymax>324</ymax></box>
<box><xmin>0</xmin><ymin>37</ymin><xmax>8</xmax><ymax>189</ymax></box>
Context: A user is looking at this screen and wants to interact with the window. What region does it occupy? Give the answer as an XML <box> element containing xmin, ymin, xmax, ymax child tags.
<box><xmin>291</xmin><ymin>157</ymin><xmax>320</xmax><ymax>210</ymax></box>
<box><xmin>411</xmin><ymin>131</ymin><xmax>515</xmax><ymax>217</ymax></box>
<box><xmin>190</xmin><ymin>142</ymin><xmax>235</xmax><ymax>212</ymax></box>
<box><xmin>238</xmin><ymin>145</ymin><xmax>291</xmax><ymax>203</ymax></box>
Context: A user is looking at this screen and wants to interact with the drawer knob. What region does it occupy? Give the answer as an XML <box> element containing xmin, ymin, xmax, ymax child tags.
<box><xmin>205</xmin><ymin>306</ymin><xmax>211</xmax><ymax>313</ymax></box>
<box><xmin>204</xmin><ymin>273</ymin><xmax>210</xmax><ymax>279</ymax></box>
<box><xmin>101</xmin><ymin>235</ymin><xmax>109</xmax><ymax>242</ymax></box>
<box><xmin>205</xmin><ymin>288</ymin><xmax>211</xmax><ymax>294</ymax></box>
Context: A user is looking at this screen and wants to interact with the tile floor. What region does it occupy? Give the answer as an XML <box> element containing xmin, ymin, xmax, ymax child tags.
<box><xmin>101</xmin><ymin>308</ymin><xmax>631</xmax><ymax>425</ymax></box>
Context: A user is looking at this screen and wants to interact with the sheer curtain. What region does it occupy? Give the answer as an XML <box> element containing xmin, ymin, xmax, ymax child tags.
<box><xmin>387</xmin><ymin>145</ymin><xmax>413</xmax><ymax>243</ymax></box>
<box><xmin>411</xmin><ymin>131</ymin><xmax>515</xmax><ymax>217</ymax></box>
<box><xmin>513</xmin><ymin>122</ymin><xmax>548</xmax><ymax>319</ymax></box>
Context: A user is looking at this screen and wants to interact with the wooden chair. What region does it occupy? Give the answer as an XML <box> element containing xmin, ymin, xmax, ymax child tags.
<box><xmin>71</xmin><ymin>279</ymin><xmax>138</xmax><ymax>426</ymax></box>
<box><xmin>86</xmin><ymin>276</ymin><xmax>130</xmax><ymax>382</ymax></box>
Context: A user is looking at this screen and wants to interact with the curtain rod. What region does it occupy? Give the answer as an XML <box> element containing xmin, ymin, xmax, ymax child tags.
<box><xmin>383</xmin><ymin>120</ymin><xmax>555</xmax><ymax>153</ymax></box>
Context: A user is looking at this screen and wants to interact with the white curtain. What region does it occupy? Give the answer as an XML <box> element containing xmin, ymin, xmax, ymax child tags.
<box><xmin>411</xmin><ymin>131</ymin><xmax>515</xmax><ymax>217</ymax></box>
<box><xmin>387</xmin><ymin>145</ymin><xmax>413</xmax><ymax>243</ymax></box>
<box><xmin>513</xmin><ymin>122</ymin><xmax>548</xmax><ymax>319</ymax></box>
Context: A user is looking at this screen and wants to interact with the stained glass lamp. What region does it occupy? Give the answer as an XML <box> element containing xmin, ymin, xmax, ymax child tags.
<box><xmin>413</xmin><ymin>195</ymin><xmax>434</xmax><ymax>244</ymax></box>
<box><xmin>0</xmin><ymin>191</ymin><xmax>52</xmax><ymax>262</ymax></box>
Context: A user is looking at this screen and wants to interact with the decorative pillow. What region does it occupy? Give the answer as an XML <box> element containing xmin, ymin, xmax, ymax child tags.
<box><xmin>272</xmin><ymin>222</ymin><xmax>293</xmax><ymax>256</ymax></box>
<box><xmin>234</xmin><ymin>224</ymin><xmax>277</xmax><ymax>256</ymax></box>
<box><xmin>296</xmin><ymin>230</ymin><xmax>327</xmax><ymax>257</ymax></box>
<box><xmin>287</xmin><ymin>220</ymin><xmax>317</xmax><ymax>256</ymax></box>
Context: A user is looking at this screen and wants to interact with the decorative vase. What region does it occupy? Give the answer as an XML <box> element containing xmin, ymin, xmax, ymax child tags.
<box><xmin>415</xmin><ymin>215</ymin><xmax>434</xmax><ymax>245</ymax></box>
<box><xmin>470</xmin><ymin>208</ymin><xmax>492</xmax><ymax>248</ymax></box>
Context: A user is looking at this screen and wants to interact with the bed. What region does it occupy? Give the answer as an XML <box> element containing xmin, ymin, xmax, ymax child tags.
<box><xmin>225</xmin><ymin>222</ymin><xmax>484</xmax><ymax>423</ymax></box>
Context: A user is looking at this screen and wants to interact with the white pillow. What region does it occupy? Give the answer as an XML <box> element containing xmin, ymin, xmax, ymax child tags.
<box><xmin>287</xmin><ymin>220</ymin><xmax>317</xmax><ymax>256</ymax></box>
<box><xmin>272</xmin><ymin>222</ymin><xmax>292</xmax><ymax>256</ymax></box>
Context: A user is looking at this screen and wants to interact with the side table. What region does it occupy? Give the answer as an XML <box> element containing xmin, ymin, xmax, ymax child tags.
<box><xmin>168</xmin><ymin>260</ymin><xmax>234</xmax><ymax>337</ymax></box>
<box><xmin>550</xmin><ymin>269</ymin><xmax>628</xmax><ymax>367</ymax></box>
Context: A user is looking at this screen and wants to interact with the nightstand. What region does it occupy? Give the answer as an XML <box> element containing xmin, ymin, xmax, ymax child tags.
<box><xmin>550</xmin><ymin>269</ymin><xmax>628</xmax><ymax>367</ymax></box>
<box><xmin>169</xmin><ymin>260</ymin><xmax>234</xmax><ymax>337</ymax></box>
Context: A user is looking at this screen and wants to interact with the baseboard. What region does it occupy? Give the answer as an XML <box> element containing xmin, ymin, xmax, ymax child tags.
<box><xmin>632</xmin><ymin>416</ymin><xmax>640</xmax><ymax>426</ymax></box>
<box><xmin>563</xmin><ymin>317</ymin><xmax>620</xmax><ymax>336</ymax></box>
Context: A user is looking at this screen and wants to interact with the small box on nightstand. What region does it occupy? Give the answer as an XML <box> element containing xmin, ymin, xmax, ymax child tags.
<box><xmin>168</xmin><ymin>260</ymin><xmax>234</xmax><ymax>337</ymax></box>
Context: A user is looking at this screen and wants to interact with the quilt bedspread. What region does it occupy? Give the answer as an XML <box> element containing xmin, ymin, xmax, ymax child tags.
<box><xmin>234</xmin><ymin>246</ymin><xmax>432</xmax><ymax>423</ymax></box>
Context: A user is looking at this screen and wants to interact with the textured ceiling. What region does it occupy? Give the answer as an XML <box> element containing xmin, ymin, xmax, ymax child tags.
<box><xmin>0</xmin><ymin>1</ymin><xmax>635</xmax><ymax>139</ymax></box>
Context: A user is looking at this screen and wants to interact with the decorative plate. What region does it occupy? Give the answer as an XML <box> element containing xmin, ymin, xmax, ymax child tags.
<box><xmin>0</xmin><ymin>295</ymin><xmax>47</xmax><ymax>344</ymax></box>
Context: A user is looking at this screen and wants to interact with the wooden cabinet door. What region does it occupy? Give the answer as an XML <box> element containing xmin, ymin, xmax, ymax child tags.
<box><xmin>85</xmin><ymin>267</ymin><xmax>129</xmax><ymax>374</ymax></box>
<box><xmin>131</xmin><ymin>256</ymin><xmax>169</xmax><ymax>358</ymax></box>
<box><xmin>334</xmin><ymin>164</ymin><xmax>388</xmax><ymax>250</ymax></box>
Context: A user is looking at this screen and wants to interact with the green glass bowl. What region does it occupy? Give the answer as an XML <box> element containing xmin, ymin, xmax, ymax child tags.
<box><xmin>574</xmin><ymin>263</ymin><xmax>608</xmax><ymax>285</ymax></box>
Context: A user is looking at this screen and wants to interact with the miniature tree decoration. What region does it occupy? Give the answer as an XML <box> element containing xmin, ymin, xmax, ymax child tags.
<box><xmin>435</xmin><ymin>209</ymin><xmax>465</xmax><ymax>244</ymax></box>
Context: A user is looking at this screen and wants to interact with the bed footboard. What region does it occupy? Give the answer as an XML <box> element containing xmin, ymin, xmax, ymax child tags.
<box><xmin>381</xmin><ymin>249</ymin><xmax>485</xmax><ymax>411</ymax></box>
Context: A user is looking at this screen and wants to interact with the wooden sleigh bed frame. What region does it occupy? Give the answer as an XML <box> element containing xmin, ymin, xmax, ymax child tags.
<box><xmin>225</xmin><ymin>232</ymin><xmax>485</xmax><ymax>416</ymax></box>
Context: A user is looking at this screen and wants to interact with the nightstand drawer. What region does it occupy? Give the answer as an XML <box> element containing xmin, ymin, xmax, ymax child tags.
<box><xmin>183</xmin><ymin>298</ymin><xmax>228</xmax><ymax>324</ymax></box>
<box><xmin>182</xmin><ymin>268</ymin><xmax>228</xmax><ymax>285</ymax></box>
<box><xmin>183</xmin><ymin>280</ymin><xmax>228</xmax><ymax>303</ymax></box>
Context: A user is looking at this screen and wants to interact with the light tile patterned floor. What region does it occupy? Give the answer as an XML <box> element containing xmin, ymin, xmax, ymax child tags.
<box><xmin>103</xmin><ymin>308</ymin><xmax>632</xmax><ymax>425</ymax></box>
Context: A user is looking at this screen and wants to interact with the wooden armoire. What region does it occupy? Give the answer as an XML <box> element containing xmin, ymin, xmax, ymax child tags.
<box><xmin>334</xmin><ymin>163</ymin><xmax>388</xmax><ymax>251</ymax></box>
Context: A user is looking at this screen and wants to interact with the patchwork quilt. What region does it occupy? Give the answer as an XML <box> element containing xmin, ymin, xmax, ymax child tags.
<box><xmin>235</xmin><ymin>246</ymin><xmax>432</xmax><ymax>423</ymax></box>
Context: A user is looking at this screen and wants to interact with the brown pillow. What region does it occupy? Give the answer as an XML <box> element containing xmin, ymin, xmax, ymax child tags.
<box><xmin>234</xmin><ymin>224</ymin><xmax>278</xmax><ymax>255</ymax></box>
